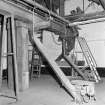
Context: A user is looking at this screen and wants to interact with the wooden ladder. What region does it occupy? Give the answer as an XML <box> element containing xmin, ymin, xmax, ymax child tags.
<box><xmin>30</xmin><ymin>48</ymin><xmax>41</xmax><ymax>79</ymax></box>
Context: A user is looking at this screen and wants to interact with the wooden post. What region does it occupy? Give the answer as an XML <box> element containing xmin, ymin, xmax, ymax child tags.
<box><xmin>11</xmin><ymin>16</ymin><xmax>19</xmax><ymax>99</ymax></box>
<box><xmin>7</xmin><ymin>17</ymin><xmax>14</xmax><ymax>89</ymax></box>
<box><xmin>7</xmin><ymin>16</ymin><xmax>19</xmax><ymax>99</ymax></box>
<box><xmin>15</xmin><ymin>20</ymin><xmax>29</xmax><ymax>91</ymax></box>
<box><xmin>0</xmin><ymin>15</ymin><xmax>4</xmax><ymax>89</ymax></box>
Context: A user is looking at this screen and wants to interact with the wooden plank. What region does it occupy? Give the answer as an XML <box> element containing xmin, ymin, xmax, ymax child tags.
<box><xmin>6</xmin><ymin>16</ymin><xmax>19</xmax><ymax>99</ymax></box>
<box><xmin>0</xmin><ymin>15</ymin><xmax>4</xmax><ymax>89</ymax></box>
<box><xmin>34</xmin><ymin>21</ymin><xmax>51</xmax><ymax>31</ymax></box>
<box><xmin>7</xmin><ymin>17</ymin><xmax>14</xmax><ymax>89</ymax></box>
<box><xmin>28</xmin><ymin>31</ymin><xmax>82</xmax><ymax>102</ymax></box>
<box><xmin>34</xmin><ymin>20</ymin><xmax>66</xmax><ymax>35</ymax></box>
<box><xmin>11</xmin><ymin>16</ymin><xmax>19</xmax><ymax>99</ymax></box>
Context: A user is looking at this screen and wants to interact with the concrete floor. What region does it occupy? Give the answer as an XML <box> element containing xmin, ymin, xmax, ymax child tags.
<box><xmin>0</xmin><ymin>75</ymin><xmax>105</xmax><ymax>105</ymax></box>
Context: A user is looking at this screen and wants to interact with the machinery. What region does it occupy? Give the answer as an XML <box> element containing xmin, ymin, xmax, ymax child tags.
<box><xmin>0</xmin><ymin>0</ymin><xmax>105</xmax><ymax>103</ymax></box>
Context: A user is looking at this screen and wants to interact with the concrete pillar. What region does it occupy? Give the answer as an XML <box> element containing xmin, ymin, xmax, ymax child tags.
<box><xmin>15</xmin><ymin>20</ymin><xmax>29</xmax><ymax>91</ymax></box>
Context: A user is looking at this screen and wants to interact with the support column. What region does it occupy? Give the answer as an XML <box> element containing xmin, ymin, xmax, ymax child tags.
<box><xmin>7</xmin><ymin>18</ymin><xmax>14</xmax><ymax>89</ymax></box>
<box><xmin>59</xmin><ymin>0</ymin><xmax>65</xmax><ymax>17</ymax></box>
<box><xmin>15</xmin><ymin>20</ymin><xmax>29</xmax><ymax>91</ymax></box>
<box><xmin>0</xmin><ymin>15</ymin><xmax>4</xmax><ymax>88</ymax></box>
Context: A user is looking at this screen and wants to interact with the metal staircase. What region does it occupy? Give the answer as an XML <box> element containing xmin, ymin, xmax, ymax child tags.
<box><xmin>77</xmin><ymin>37</ymin><xmax>100</xmax><ymax>82</ymax></box>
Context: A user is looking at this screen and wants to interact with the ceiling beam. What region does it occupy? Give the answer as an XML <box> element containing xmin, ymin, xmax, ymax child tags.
<box><xmin>65</xmin><ymin>11</ymin><xmax>105</xmax><ymax>22</ymax></box>
<box><xmin>1</xmin><ymin>0</ymin><xmax>105</xmax><ymax>27</ymax></box>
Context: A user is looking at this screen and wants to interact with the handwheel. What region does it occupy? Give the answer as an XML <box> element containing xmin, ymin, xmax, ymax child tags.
<box><xmin>82</xmin><ymin>95</ymin><xmax>90</xmax><ymax>103</ymax></box>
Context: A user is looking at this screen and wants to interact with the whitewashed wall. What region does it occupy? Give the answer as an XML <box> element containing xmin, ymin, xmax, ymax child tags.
<box><xmin>43</xmin><ymin>31</ymin><xmax>62</xmax><ymax>60</ymax></box>
<box><xmin>79</xmin><ymin>22</ymin><xmax>105</xmax><ymax>67</ymax></box>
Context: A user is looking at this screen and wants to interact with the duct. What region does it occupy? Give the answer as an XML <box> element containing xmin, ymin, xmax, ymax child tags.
<box><xmin>69</xmin><ymin>17</ymin><xmax>105</xmax><ymax>26</ymax></box>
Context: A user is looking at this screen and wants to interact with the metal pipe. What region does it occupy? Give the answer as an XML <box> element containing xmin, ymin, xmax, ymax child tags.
<box><xmin>69</xmin><ymin>17</ymin><xmax>105</xmax><ymax>26</ymax></box>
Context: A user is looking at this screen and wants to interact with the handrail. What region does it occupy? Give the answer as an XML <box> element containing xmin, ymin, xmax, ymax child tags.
<box><xmin>83</xmin><ymin>38</ymin><xmax>97</xmax><ymax>67</ymax></box>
